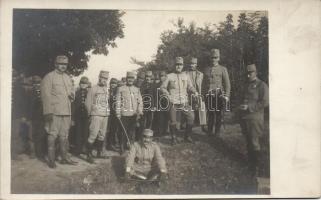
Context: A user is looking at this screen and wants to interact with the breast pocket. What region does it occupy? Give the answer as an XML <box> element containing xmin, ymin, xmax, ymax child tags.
<box><xmin>168</xmin><ymin>80</ymin><xmax>176</xmax><ymax>89</ymax></box>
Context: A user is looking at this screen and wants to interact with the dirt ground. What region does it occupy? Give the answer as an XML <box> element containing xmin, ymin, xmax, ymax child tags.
<box><xmin>11</xmin><ymin>113</ymin><xmax>270</xmax><ymax>195</ymax></box>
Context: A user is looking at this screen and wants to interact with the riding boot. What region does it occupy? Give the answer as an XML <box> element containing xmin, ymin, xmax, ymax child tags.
<box><xmin>185</xmin><ymin>124</ymin><xmax>193</xmax><ymax>143</ymax></box>
<box><xmin>86</xmin><ymin>142</ymin><xmax>95</xmax><ymax>164</ymax></box>
<box><xmin>170</xmin><ymin>125</ymin><xmax>178</xmax><ymax>145</ymax></box>
<box><xmin>47</xmin><ymin>136</ymin><xmax>56</xmax><ymax>168</ymax></box>
<box><xmin>96</xmin><ymin>140</ymin><xmax>108</xmax><ymax>159</ymax></box>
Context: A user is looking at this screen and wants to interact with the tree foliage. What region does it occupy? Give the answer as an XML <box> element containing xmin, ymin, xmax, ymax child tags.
<box><xmin>134</xmin><ymin>12</ymin><xmax>268</xmax><ymax>106</ymax></box>
<box><xmin>13</xmin><ymin>9</ymin><xmax>125</xmax><ymax>76</ymax></box>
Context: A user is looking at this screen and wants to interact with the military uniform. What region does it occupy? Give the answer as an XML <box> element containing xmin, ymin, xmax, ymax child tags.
<box><xmin>203</xmin><ymin>49</ymin><xmax>231</xmax><ymax>136</ymax></box>
<box><xmin>186</xmin><ymin>57</ymin><xmax>207</xmax><ymax>127</ymax></box>
<box><xmin>41</xmin><ymin>55</ymin><xmax>75</xmax><ymax>167</ymax></box>
<box><xmin>85</xmin><ymin>71</ymin><xmax>110</xmax><ymax>162</ymax></box>
<box><xmin>239</xmin><ymin>64</ymin><xmax>269</xmax><ymax>172</ymax></box>
<box><xmin>160</xmin><ymin>57</ymin><xmax>197</xmax><ymax>144</ymax></box>
<box><xmin>73</xmin><ymin>77</ymin><xmax>89</xmax><ymax>156</ymax></box>
<box><xmin>116</xmin><ymin>72</ymin><xmax>143</xmax><ymax>152</ymax></box>
<box><xmin>125</xmin><ymin>129</ymin><xmax>167</xmax><ymax>179</ymax></box>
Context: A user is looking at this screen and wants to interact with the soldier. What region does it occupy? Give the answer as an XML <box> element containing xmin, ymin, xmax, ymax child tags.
<box><xmin>73</xmin><ymin>76</ymin><xmax>90</xmax><ymax>157</ymax></box>
<box><xmin>116</xmin><ymin>71</ymin><xmax>143</xmax><ymax>154</ymax></box>
<box><xmin>85</xmin><ymin>71</ymin><xmax>110</xmax><ymax>163</ymax></box>
<box><xmin>203</xmin><ymin>49</ymin><xmax>231</xmax><ymax>137</ymax></box>
<box><xmin>41</xmin><ymin>55</ymin><xmax>77</xmax><ymax>168</ymax></box>
<box><xmin>124</xmin><ymin>129</ymin><xmax>167</xmax><ymax>182</ymax></box>
<box><xmin>106</xmin><ymin>78</ymin><xmax>120</xmax><ymax>151</ymax></box>
<box><xmin>134</xmin><ymin>71</ymin><xmax>145</xmax><ymax>88</ymax></box>
<box><xmin>186</xmin><ymin>57</ymin><xmax>207</xmax><ymax>132</ymax></box>
<box><xmin>238</xmin><ymin>64</ymin><xmax>269</xmax><ymax>175</ymax></box>
<box><xmin>154</xmin><ymin>71</ymin><xmax>169</xmax><ymax>136</ymax></box>
<box><xmin>30</xmin><ymin>76</ymin><xmax>46</xmax><ymax>159</ymax></box>
<box><xmin>140</xmin><ymin>71</ymin><xmax>157</xmax><ymax>130</ymax></box>
<box><xmin>160</xmin><ymin>57</ymin><xmax>198</xmax><ymax>144</ymax></box>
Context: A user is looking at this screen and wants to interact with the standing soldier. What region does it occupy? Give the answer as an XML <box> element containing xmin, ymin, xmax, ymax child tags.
<box><xmin>41</xmin><ymin>55</ymin><xmax>77</xmax><ymax>168</ymax></box>
<box><xmin>134</xmin><ymin>71</ymin><xmax>145</xmax><ymax>88</ymax></box>
<box><xmin>154</xmin><ymin>71</ymin><xmax>169</xmax><ymax>136</ymax></box>
<box><xmin>85</xmin><ymin>71</ymin><xmax>110</xmax><ymax>163</ymax></box>
<box><xmin>203</xmin><ymin>49</ymin><xmax>231</xmax><ymax>137</ymax></box>
<box><xmin>106</xmin><ymin>78</ymin><xmax>120</xmax><ymax>151</ymax></box>
<box><xmin>186</xmin><ymin>57</ymin><xmax>207</xmax><ymax>132</ymax></box>
<box><xmin>31</xmin><ymin>76</ymin><xmax>46</xmax><ymax>160</ymax></box>
<box><xmin>141</xmin><ymin>71</ymin><xmax>157</xmax><ymax>130</ymax></box>
<box><xmin>239</xmin><ymin>64</ymin><xmax>269</xmax><ymax>175</ymax></box>
<box><xmin>161</xmin><ymin>57</ymin><xmax>198</xmax><ymax>144</ymax></box>
<box><xmin>73</xmin><ymin>76</ymin><xmax>89</xmax><ymax>157</ymax></box>
<box><xmin>116</xmin><ymin>71</ymin><xmax>143</xmax><ymax>154</ymax></box>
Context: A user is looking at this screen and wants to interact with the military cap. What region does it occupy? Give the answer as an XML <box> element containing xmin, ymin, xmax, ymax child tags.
<box><xmin>190</xmin><ymin>57</ymin><xmax>198</xmax><ymax>64</ymax></box>
<box><xmin>160</xmin><ymin>71</ymin><xmax>167</xmax><ymax>76</ymax></box>
<box><xmin>99</xmin><ymin>70</ymin><xmax>109</xmax><ymax>79</ymax></box>
<box><xmin>126</xmin><ymin>71</ymin><xmax>135</xmax><ymax>78</ymax></box>
<box><xmin>55</xmin><ymin>55</ymin><xmax>68</xmax><ymax>64</ymax></box>
<box><xmin>246</xmin><ymin>64</ymin><xmax>257</xmax><ymax>72</ymax></box>
<box><xmin>80</xmin><ymin>76</ymin><xmax>89</xmax><ymax>84</ymax></box>
<box><xmin>32</xmin><ymin>75</ymin><xmax>42</xmax><ymax>84</ymax></box>
<box><xmin>145</xmin><ymin>71</ymin><xmax>153</xmax><ymax>77</ymax></box>
<box><xmin>210</xmin><ymin>49</ymin><xmax>220</xmax><ymax>58</ymax></box>
<box><xmin>110</xmin><ymin>78</ymin><xmax>118</xmax><ymax>84</ymax></box>
<box><xmin>175</xmin><ymin>57</ymin><xmax>184</xmax><ymax>64</ymax></box>
<box><xmin>142</xmin><ymin>129</ymin><xmax>153</xmax><ymax>137</ymax></box>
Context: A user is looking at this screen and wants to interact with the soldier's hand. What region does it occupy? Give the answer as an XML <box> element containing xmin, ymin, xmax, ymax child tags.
<box><xmin>44</xmin><ymin>114</ymin><xmax>53</xmax><ymax>122</ymax></box>
<box><xmin>116</xmin><ymin>114</ymin><xmax>121</xmax><ymax>119</ymax></box>
<box><xmin>223</xmin><ymin>96</ymin><xmax>229</xmax><ymax>102</ymax></box>
<box><xmin>136</xmin><ymin>114</ymin><xmax>141</xmax><ymax>121</ymax></box>
<box><xmin>240</xmin><ymin>104</ymin><xmax>248</xmax><ymax>110</ymax></box>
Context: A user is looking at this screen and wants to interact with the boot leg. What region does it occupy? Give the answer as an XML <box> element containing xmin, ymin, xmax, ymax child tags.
<box><xmin>86</xmin><ymin>142</ymin><xmax>95</xmax><ymax>164</ymax></box>
<box><xmin>47</xmin><ymin>136</ymin><xmax>56</xmax><ymax>168</ymax></box>
<box><xmin>185</xmin><ymin>124</ymin><xmax>193</xmax><ymax>143</ymax></box>
<box><xmin>214</xmin><ymin>111</ymin><xmax>222</xmax><ymax>137</ymax></box>
<box><xmin>170</xmin><ymin>125</ymin><xmax>178</xmax><ymax>145</ymax></box>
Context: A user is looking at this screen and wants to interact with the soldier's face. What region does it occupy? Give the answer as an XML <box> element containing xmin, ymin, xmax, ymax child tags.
<box><xmin>80</xmin><ymin>83</ymin><xmax>88</xmax><ymax>89</ymax></box>
<box><xmin>145</xmin><ymin>76</ymin><xmax>152</xmax><ymax>84</ymax></box>
<box><xmin>247</xmin><ymin>71</ymin><xmax>257</xmax><ymax>82</ymax></box>
<box><xmin>99</xmin><ymin>77</ymin><xmax>108</xmax><ymax>86</ymax></box>
<box><xmin>143</xmin><ymin>136</ymin><xmax>152</xmax><ymax>145</ymax></box>
<box><xmin>160</xmin><ymin>75</ymin><xmax>167</xmax><ymax>83</ymax></box>
<box><xmin>55</xmin><ymin>62</ymin><xmax>68</xmax><ymax>72</ymax></box>
<box><xmin>211</xmin><ymin>56</ymin><xmax>219</xmax><ymax>66</ymax></box>
<box><xmin>175</xmin><ymin>63</ymin><xmax>183</xmax><ymax>72</ymax></box>
<box><xmin>127</xmin><ymin>77</ymin><xmax>135</xmax><ymax>85</ymax></box>
<box><xmin>110</xmin><ymin>83</ymin><xmax>117</xmax><ymax>89</ymax></box>
<box><xmin>190</xmin><ymin>63</ymin><xmax>197</xmax><ymax>70</ymax></box>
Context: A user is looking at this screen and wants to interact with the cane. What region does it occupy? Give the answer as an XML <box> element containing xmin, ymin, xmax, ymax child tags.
<box><xmin>117</xmin><ymin>117</ymin><xmax>131</xmax><ymax>147</ymax></box>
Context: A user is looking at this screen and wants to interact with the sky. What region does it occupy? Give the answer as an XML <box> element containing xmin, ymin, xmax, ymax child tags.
<box><xmin>75</xmin><ymin>10</ymin><xmax>243</xmax><ymax>85</ymax></box>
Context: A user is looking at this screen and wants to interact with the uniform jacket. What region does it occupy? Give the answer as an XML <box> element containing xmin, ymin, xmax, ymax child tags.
<box><xmin>203</xmin><ymin>64</ymin><xmax>231</xmax><ymax>97</ymax></box>
<box><xmin>116</xmin><ymin>85</ymin><xmax>143</xmax><ymax>117</ymax></box>
<box><xmin>85</xmin><ymin>85</ymin><xmax>110</xmax><ymax>117</ymax></box>
<box><xmin>40</xmin><ymin>70</ymin><xmax>73</xmax><ymax>115</ymax></box>
<box><xmin>126</xmin><ymin>141</ymin><xmax>167</xmax><ymax>173</ymax></box>
<box><xmin>140</xmin><ymin>82</ymin><xmax>157</xmax><ymax>109</ymax></box>
<box><xmin>186</xmin><ymin>70</ymin><xmax>203</xmax><ymax>94</ymax></box>
<box><xmin>74</xmin><ymin>88</ymin><xmax>88</xmax><ymax>118</ymax></box>
<box><xmin>160</xmin><ymin>72</ymin><xmax>196</xmax><ymax>105</ymax></box>
<box><xmin>241</xmin><ymin>78</ymin><xmax>269</xmax><ymax>120</ymax></box>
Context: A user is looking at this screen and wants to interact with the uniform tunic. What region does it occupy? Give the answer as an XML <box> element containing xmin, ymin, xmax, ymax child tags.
<box><xmin>126</xmin><ymin>141</ymin><xmax>167</xmax><ymax>176</ymax></box>
<box><xmin>203</xmin><ymin>65</ymin><xmax>231</xmax><ymax>97</ymax></box>
<box><xmin>240</xmin><ymin>78</ymin><xmax>269</xmax><ymax>151</ymax></box>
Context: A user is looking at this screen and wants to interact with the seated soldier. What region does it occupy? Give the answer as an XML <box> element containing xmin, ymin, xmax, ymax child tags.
<box><xmin>124</xmin><ymin>129</ymin><xmax>167</xmax><ymax>181</ymax></box>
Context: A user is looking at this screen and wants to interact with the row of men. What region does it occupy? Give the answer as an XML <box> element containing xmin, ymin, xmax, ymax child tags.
<box><xmin>12</xmin><ymin>48</ymin><xmax>268</xmax><ymax>178</ymax></box>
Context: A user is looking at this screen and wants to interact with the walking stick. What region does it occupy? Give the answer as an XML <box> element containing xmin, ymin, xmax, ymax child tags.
<box><xmin>117</xmin><ymin>117</ymin><xmax>131</xmax><ymax>147</ymax></box>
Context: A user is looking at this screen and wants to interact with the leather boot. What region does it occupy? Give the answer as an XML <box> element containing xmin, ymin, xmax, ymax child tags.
<box><xmin>47</xmin><ymin>136</ymin><xmax>56</xmax><ymax>168</ymax></box>
<box><xmin>170</xmin><ymin>125</ymin><xmax>178</xmax><ymax>145</ymax></box>
<box><xmin>86</xmin><ymin>142</ymin><xmax>95</xmax><ymax>164</ymax></box>
<box><xmin>96</xmin><ymin>140</ymin><xmax>108</xmax><ymax>159</ymax></box>
<box><xmin>185</xmin><ymin>124</ymin><xmax>193</xmax><ymax>143</ymax></box>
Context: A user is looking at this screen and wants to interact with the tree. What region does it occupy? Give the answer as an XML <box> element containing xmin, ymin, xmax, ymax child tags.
<box><xmin>13</xmin><ymin>9</ymin><xmax>125</xmax><ymax>76</ymax></box>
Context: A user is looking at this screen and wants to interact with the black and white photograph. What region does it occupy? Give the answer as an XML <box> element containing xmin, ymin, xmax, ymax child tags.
<box><xmin>1</xmin><ymin>0</ymin><xmax>320</xmax><ymax>199</ymax></box>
